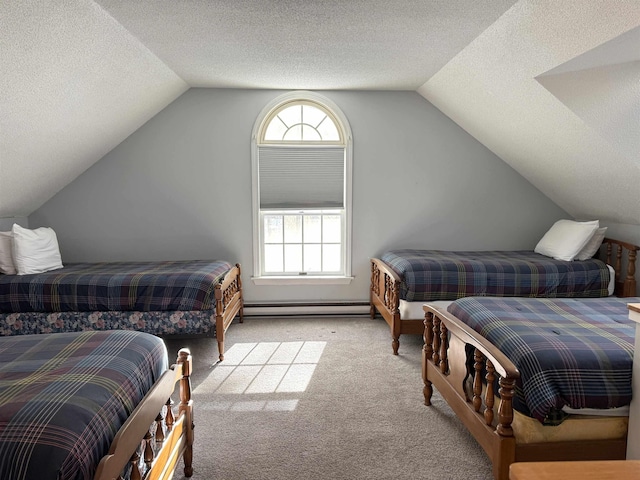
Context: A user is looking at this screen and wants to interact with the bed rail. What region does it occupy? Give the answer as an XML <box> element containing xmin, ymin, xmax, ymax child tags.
<box><xmin>94</xmin><ymin>348</ymin><xmax>194</xmax><ymax>480</ymax></box>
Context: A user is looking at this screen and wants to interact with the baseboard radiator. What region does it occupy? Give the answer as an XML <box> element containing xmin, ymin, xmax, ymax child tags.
<box><xmin>243</xmin><ymin>301</ymin><xmax>370</xmax><ymax>317</ymax></box>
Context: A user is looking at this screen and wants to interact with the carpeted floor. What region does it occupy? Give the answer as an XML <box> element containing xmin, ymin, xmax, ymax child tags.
<box><xmin>163</xmin><ymin>315</ymin><xmax>493</xmax><ymax>480</ymax></box>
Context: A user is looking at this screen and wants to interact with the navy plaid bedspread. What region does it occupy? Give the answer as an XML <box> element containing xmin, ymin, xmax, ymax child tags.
<box><xmin>0</xmin><ymin>330</ymin><xmax>168</xmax><ymax>480</ymax></box>
<box><xmin>0</xmin><ymin>260</ymin><xmax>232</xmax><ymax>313</ymax></box>
<box><xmin>381</xmin><ymin>250</ymin><xmax>610</xmax><ymax>301</ymax></box>
<box><xmin>447</xmin><ymin>296</ymin><xmax>639</xmax><ymax>423</ymax></box>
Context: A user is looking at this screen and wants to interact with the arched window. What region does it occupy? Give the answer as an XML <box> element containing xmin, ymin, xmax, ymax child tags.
<box><xmin>251</xmin><ymin>92</ymin><xmax>353</xmax><ymax>283</ymax></box>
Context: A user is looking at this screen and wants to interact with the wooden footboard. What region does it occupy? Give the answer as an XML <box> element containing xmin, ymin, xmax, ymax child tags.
<box><xmin>215</xmin><ymin>263</ymin><xmax>244</xmax><ymax>361</ymax></box>
<box><xmin>422</xmin><ymin>305</ymin><xmax>627</xmax><ymax>480</ymax></box>
<box><xmin>94</xmin><ymin>348</ymin><xmax>194</xmax><ymax>480</ymax></box>
<box><xmin>370</xmin><ymin>258</ymin><xmax>423</xmax><ymax>354</ymax></box>
<box><xmin>601</xmin><ymin>238</ymin><xmax>639</xmax><ymax>297</ymax></box>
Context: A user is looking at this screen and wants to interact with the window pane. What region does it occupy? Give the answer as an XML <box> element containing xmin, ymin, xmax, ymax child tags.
<box><xmin>283</xmin><ymin>125</ymin><xmax>303</xmax><ymax>141</ymax></box>
<box><xmin>302</xmin><ymin>105</ymin><xmax>326</xmax><ymax>128</ymax></box>
<box><xmin>317</xmin><ymin>118</ymin><xmax>340</xmax><ymax>141</ymax></box>
<box><xmin>264</xmin><ymin>215</ymin><xmax>283</xmax><ymax>243</ymax></box>
<box><xmin>304</xmin><ymin>215</ymin><xmax>321</xmax><ymax>243</ymax></box>
<box><xmin>322</xmin><ymin>215</ymin><xmax>341</xmax><ymax>243</ymax></box>
<box><xmin>284</xmin><ymin>244</ymin><xmax>302</xmax><ymax>272</ymax></box>
<box><xmin>278</xmin><ymin>105</ymin><xmax>302</xmax><ymax>127</ymax></box>
<box><xmin>301</xmin><ymin>125</ymin><xmax>321</xmax><ymax>141</ymax></box>
<box><xmin>284</xmin><ymin>215</ymin><xmax>302</xmax><ymax>243</ymax></box>
<box><xmin>264</xmin><ymin>244</ymin><xmax>283</xmax><ymax>272</ymax></box>
<box><xmin>264</xmin><ymin>117</ymin><xmax>287</xmax><ymax>141</ymax></box>
<box><xmin>323</xmin><ymin>244</ymin><xmax>341</xmax><ymax>272</ymax></box>
<box><xmin>303</xmin><ymin>244</ymin><xmax>321</xmax><ymax>272</ymax></box>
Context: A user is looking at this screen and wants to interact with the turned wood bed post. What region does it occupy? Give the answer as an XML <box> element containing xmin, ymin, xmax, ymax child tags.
<box><xmin>385</xmin><ymin>274</ymin><xmax>401</xmax><ymax>355</ymax></box>
<box><xmin>178</xmin><ymin>348</ymin><xmax>194</xmax><ymax>477</ymax></box>
<box><xmin>370</xmin><ymin>260</ymin><xmax>380</xmax><ymax>319</ymax></box>
<box><xmin>235</xmin><ymin>263</ymin><xmax>244</xmax><ymax>323</ymax></box>
<box><xmin>215</xmin><ymin>286</ymin><xmax>225</xmax><ymax>362</ymax></box>
<box><xmin>423</xmin><ymin>311</ymin><xmax>434</xmax><ymax>406</ymax></box>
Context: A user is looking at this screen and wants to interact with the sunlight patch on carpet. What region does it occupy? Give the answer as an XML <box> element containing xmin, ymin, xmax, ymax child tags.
<box><xmin>194</xmin><ymin>341</ymin><xmax>326</xmax><ymax>411</ymax></box>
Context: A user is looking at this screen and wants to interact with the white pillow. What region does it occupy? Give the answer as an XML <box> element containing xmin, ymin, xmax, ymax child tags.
<box><xmin>11</xmin><ymin>224</ymin><xmax>63</xmax><ymax>275</ymax></box>
<box><xmin>534</xmin><ymin>219</ymin><xmax>600</xmax><ymax>261</ymax></box>
<box><xmin>0</xmin><ymin>231</ymin><xmax>17</xmax><ymax>275</ymax></box>
<box><xmin>575</xmin><ymin>227</ymin><xmax>607</xmax><ymax>261</ymax></box>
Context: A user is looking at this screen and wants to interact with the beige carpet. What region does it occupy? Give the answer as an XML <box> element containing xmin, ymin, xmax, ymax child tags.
<box><xmin>164</xmin><ymin>316</ymin><xmax>493</xmax><ymax>480</ymax></box>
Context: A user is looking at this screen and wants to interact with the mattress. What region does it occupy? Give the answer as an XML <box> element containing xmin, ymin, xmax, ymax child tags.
<box><xmin>0</xmin><ymin>259</ymin><xmax>232</xmax><ymax>313</ymax></box>
<box><xmin>381</xmin><ymin>249</ymin><xmax>611</xmax><ymax>302</ymax></box>
<box><xmin>447</xmin><ymin>296</ymin><xmax>639</xmax><ymax>423</ymax></box>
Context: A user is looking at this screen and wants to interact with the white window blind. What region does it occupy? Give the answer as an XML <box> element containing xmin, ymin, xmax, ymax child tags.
<box><xmin>258</xmin><ymin>145</ymin><xmax>345</xmax><ymax>209</ymax></box>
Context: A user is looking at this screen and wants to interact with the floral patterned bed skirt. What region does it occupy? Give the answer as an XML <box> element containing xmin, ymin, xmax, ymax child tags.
<box><xmin>0</xmin><ymin>310</ymin><xmax>217</xmax><ymax>337</ymax></box>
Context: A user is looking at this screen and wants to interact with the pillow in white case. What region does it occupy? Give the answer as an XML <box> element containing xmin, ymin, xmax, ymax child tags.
<box><xmin>575</xmin><ymin>227</ymin><xmax>608</xmax><ymax>261</ymax></box>
<box><xmin>534</xmin><ymin>219</ymin><xmax>600</xmax><ymax>261</ymax></box>
<box><xmin>0</xmin><ymin>231</ymin><xmax>16</xmax><ymax>275</ymax></box>
<box><xmin>11</xmin><ymin>224</ymin><xmax>63</xmax><ymax>275</ymax></box>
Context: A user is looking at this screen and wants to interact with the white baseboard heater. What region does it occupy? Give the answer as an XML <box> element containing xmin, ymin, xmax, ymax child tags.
<box><xmin>243</xmin><ymin>301</ymin><xmax>370</xmax><ymax>317</ymax></box>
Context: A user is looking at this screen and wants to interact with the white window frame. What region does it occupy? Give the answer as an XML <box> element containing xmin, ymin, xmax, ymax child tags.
<box><xmin>251</xmin><ymin>91</ymin><xmax>353</xmax><ymax>285</ymax></box>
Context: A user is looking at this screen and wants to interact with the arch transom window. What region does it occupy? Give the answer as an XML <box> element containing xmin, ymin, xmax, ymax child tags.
<box><xmin>262</xmin><ymin>102</ymin><xmax>342</xmax><ymax>143</ymax></box>
<box><xmin>251</xmin><ymin>92</ymin><xmax>353</xmax><ymax>284</ymax></box>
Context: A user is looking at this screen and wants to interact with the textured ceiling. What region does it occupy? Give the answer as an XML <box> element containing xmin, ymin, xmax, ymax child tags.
<box><xmin>94</xmin><ymin>0</ymin><xmax>518</xmax><ymax>90</ymax></box>
<box><xmin>536</xmin><ymin>26</ymin><xmax>640</xmax><ymax>164</ymax></box>
<box><xmin>418</xmin><ymin>0</ymin><xmax>640</xmax><ymax>225</ymax></box>
<box><xmin>0</xmin><ymin>1</ymin><xmax>188</xmax><ymax>218</ymax></box>
<box><xmin>1</xmin><ymin>0</ymin><xmax>639</xmax><ymax>227</ymax></box>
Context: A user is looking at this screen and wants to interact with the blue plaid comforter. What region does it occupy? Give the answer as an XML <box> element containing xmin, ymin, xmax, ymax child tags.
<box><xmin>0</xmin><ymin>260</ymin><xmax>232</xmax><ymax>313</ymax></box>
<box><xmin>0</xmin><ymin>330</ymin><xmax>168</xmax><ymax>480</ymax></box>
<box><xmin>447</xmin><ymin>296</ymin><xmax>639</xmax><ymax>423</ymax></box>
<box><xmin>381</xmin><ymin>250</ymin><xmax>610</xmax><ymax>301</ymax></box>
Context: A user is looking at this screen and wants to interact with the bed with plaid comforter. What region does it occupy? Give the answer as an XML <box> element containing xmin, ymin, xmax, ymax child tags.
<box><xmin>447</xmin><ymin>296</ymin><xmax>639</xmax><ymax>424</ymax></box>
<box><xmin>381</xmin><ymin>250</ymin><xmax>610</xmax><ymax>302</ymax></box>
<box><xmin>0</xmin><ymin>260</ymin><xmax>232</xmax><ymax>336</ymax></box>
<box><xmin>0</xmin><ymin>330</ymin><xmax>167</xmax><ymax>480</ymax></box>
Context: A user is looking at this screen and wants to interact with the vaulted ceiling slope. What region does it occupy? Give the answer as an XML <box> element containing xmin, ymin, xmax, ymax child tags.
<box><xmin>1</xmin><ymin>1</ymin><xmax>639</xmax><ymax>227</ymax></box>
<box><xmin>418</xmin><ymin>1</ymin><xmax>640</xmax><ymax>225</ymax></box>
<box><xmin>1</xmin><ymin>2</ymin><xmax>189</xmax><ymax>218</ymax></box>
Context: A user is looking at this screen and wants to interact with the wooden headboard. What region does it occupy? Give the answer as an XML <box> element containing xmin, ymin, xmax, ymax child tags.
<box><xmin>600</xmin><ymin>237</ymin><xmax>639</xmax><ymax>297</ymax></box>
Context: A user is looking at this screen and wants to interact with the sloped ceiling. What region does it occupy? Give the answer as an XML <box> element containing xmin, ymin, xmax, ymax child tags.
<box><xmin>0</xmin><ymin>1</ymin><xmax>188</xmax><ymax>218</ymax></box>
<box><xmin>418</xmin><ymin>1</ymin><xmax>640</xmax><ymax>225</ymax></box>
<box><xmin>2</xmin><ymin>0</ymin><xmax>639</xmax><ymax>226</ymax></box>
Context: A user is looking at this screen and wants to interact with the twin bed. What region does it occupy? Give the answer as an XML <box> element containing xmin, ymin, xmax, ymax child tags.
<box><xmin>370</xmin><ymin>237</ymin><xmax>638</xmax><ymax>355</ymax></box>
<box><xmin>423</xmin><ymin>297</ymin><xmax>638</xmax><ymax>480</ymax></box>
<box><xmin>371</xmin><ymin>234</ymin><xmax>640</xmax><ymax>478</ymax></box>
<box><xmin>0</xmin><ymin>259</ymin><xmax>244</xmax><ymax>362</ymax></box>
<box><xmin>0</xmin><ymin>329</ymin><xmax>194</xmax><ymax>480</ymax></box>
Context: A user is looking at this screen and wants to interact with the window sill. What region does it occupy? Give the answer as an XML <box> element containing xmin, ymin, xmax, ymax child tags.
<box><xmin>251</xmin><ymin>276</ymin><xmax>354</xmax><ymax>286</ymax></box>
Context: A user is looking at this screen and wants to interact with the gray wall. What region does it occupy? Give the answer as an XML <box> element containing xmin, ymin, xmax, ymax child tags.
<box><xmin>30</xmin><ymin>89</ymin><xmax>568</xmax><ymax>303</ymax></box>
<box><xmin>0</xmin><ymin>218</ymin><xmax>28</xmax><ymax>231</ymax></box>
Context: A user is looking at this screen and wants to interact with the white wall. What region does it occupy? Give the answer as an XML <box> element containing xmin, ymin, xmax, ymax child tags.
<box><xmin>29</xmin><ymin>89</ymin><xmax>568</xmax><ymax>303</ymax></box>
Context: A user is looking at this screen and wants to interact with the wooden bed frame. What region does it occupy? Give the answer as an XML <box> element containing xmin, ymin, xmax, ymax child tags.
<box><xmin>215</xmin><ymin>263</ymin><xmax>244</xmax><ymax>362</ymax></box>
<box><xmin>421</xmin><ymin>302</ymin><xmax>633</xmax><ymax>480</ymax></box>
<box><xmin>95</xmin><ymin>348</ymin><xmax>194</xmax><ymax>480</ymax></box>
<box><xmin>370</xmin><ymin>238</ymin><xmax>639</xmax><ymax>355</ymax></box>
